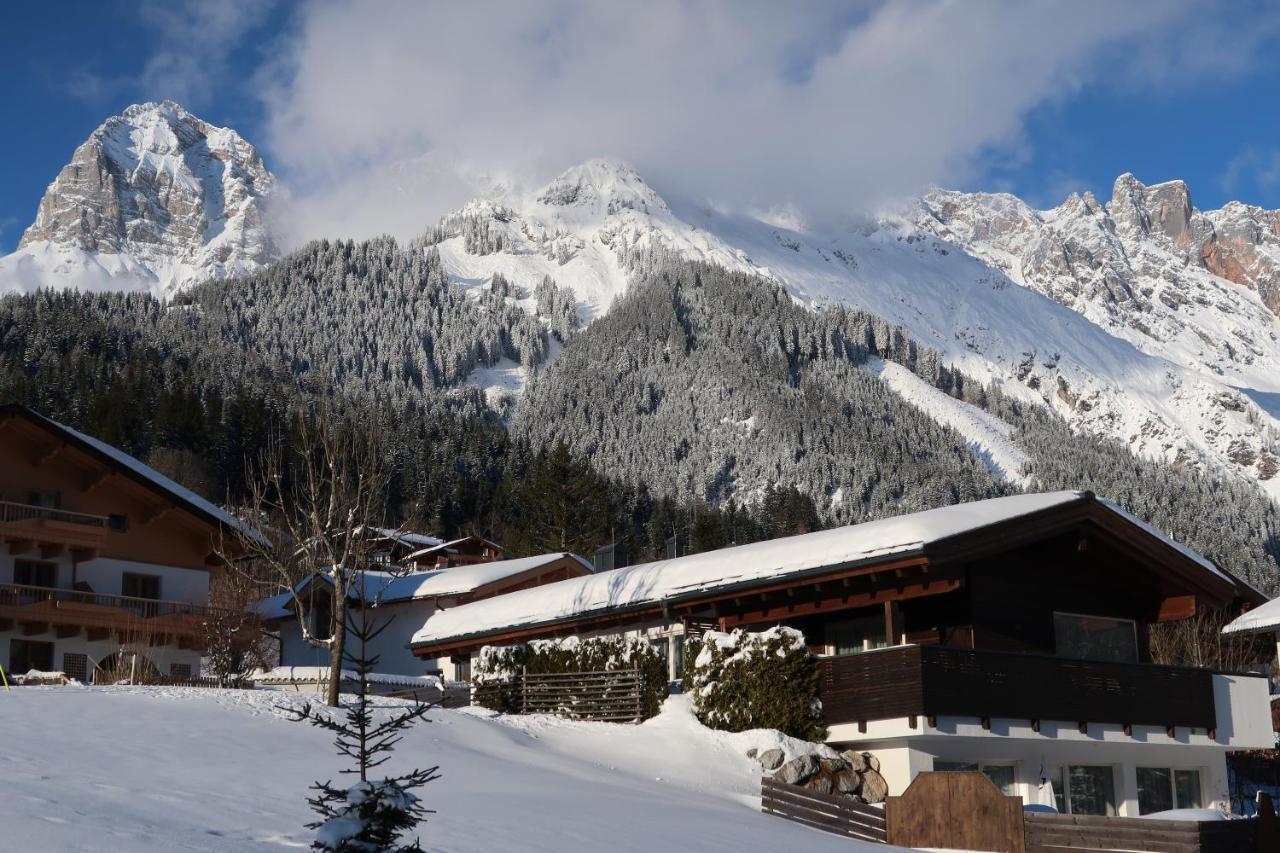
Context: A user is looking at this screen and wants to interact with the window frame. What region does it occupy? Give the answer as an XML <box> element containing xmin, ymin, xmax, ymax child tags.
<box><xmin>1052</xmin><ymin>611</ymin><xmax>1140</xmax><ymax>663</ymax></box>
<box><xmin>1055</xmin><ymin>764</ymin><xmax>1119</xmax><ymax>816</ymax></box>
<box><xmin>121</xmin><ymin>572</ymin><xmax>162</xmax><ymax>601</ymax></box>
<box><xmin>1137</xmin><ymin>765</ymin><xmax>1203</xmax><ymax>814</ymax></box>
<box><xmin>14</xmin><ymin>559</ymin><xmax>57</xmax><ymax>589</ymax></box>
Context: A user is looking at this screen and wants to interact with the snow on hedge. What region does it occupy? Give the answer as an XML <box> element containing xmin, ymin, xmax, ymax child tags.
<box><xmin>254</xmin><ymin>667</ymin><xmax>441</xmax><ymax>689</ymax></box>
<box><xmin>413</xmin><ymin>491</ymin><xmax>1086</xmax><ymax>646</ymax></box>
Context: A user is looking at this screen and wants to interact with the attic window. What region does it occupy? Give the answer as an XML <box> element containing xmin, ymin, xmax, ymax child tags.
<box><xmin>1053</xmin><ymin>612</ymin><xmax>1138</xmax><ymax>663</ymax></box>
<box><xmin>107</xmin><ymin>514</ymin><xmax>129</xmax><ymax>532</ymax></box>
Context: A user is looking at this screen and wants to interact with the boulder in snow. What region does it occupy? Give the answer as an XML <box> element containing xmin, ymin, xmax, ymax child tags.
<box><xmin>803</xmin><ymin>775</ymin><xmax>833</xmax><ymax>795</ymax></box>
<box><xmin>841</xmin><ymin>749</ymin><xmax>867</xmax><ymax>772</ymax></box>
<box><xmin>775</xmin><ymin>754</ymin><xmax>819</xmax><ymax>786</ymax></box>
<box><xmin>833</xmin><ymin>769</ymin><xmax>862</xmax><ymax>795</ymax></box>
<box><xmin>758</xmin><ymin>748</ymin><xmax>786</xmax><ymax>771</ymax></box>
<box><xmin>860</xmin><ymin>768</ymin><xmax>889</xmax><ymax>804</ymax></box>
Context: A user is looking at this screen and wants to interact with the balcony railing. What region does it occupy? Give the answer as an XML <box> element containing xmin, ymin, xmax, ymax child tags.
<box><xmin>0</xmin><ymin>583</ymin><xmax>225</xmax><ymax>634</ymax></box>
<box><xmin>817</xmin><ymin>645</ymin><xmax>1218</xmax><ymax>732</ymax></box>
<box><xmin>0</xmin><ymin>500</ymin><xmax>108</xmax><ymax>528</ymax></box>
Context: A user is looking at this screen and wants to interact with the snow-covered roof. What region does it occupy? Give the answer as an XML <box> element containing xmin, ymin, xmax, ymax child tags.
<box><xmin>363</xmin><ymin>527</ymin><xmax>444</xmax><ymax>549</ymax></box>
<box><xmin>7</xmin><ymin>405</ymin><xmax>262</xmax><ymax>543</ymax></box>
<box><xmin>404</xmin><ymin>535</ymin><xmax>503</xmax><ymax>561</ymax></box>
<box><xmin>1223</xmin><ymin>596</ymin><xmax>1280</xmax><ymax>636</ymax></box>
<box><xmin>377</xmin><ymin>553</ymin><xmax>590</xmax><ymax>601</ymax></box>
<box><xmin>255</xmin><ymin>553</ymin><xmax>590</xmax><ymax>619</ymax></box>
<box><xmin>412</xmin><ymin>492</ymin><xmax>1092</xmax><ymax>648</ymax></box>
<box><xmin>1097</xmin><ymin>499</ymin><xmax>1232</xmax><ymax>584</ymax></box>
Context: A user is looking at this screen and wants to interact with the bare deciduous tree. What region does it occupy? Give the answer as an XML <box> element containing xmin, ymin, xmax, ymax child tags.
<box><xmin>202</xmin><ymin>572</ymin><xmax>274</xmax><ymax>687</ymax></box>
<box><xmin>219</xmin><ymin>408</ymin><xmax>391</xmax><ymax>707</ymax></box>
<box><xmin>1149</xmin><ymin>607</ymin><xmax>1274</xmax><ymax>674</ymax></box>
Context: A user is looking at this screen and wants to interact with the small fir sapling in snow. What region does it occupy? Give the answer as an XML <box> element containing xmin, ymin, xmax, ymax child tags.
<box><xmin>287</xmin><ymin>581</ymin><xmax>440</xmax><ymax>852</ymax></box>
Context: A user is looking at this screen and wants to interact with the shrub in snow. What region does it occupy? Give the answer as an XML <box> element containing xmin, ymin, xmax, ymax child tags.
<box><xmin>473</xmin><ymin>635</ymin><xmax>669</xmax><ymax>719</ymax></box>
<box><xmin>687</xmin><ymin>627</ymin><xmax>826</xmax><ymax>741</ymax></box>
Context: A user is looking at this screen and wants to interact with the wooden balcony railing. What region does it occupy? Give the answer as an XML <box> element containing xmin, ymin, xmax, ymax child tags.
<box><xmin>0</xmin><ymin>500</ymin><xmax>108</xmax><ymax>528</ymax></box>
<box><xmin>0</xmin><ymin>583</ymin><xmax>225</xmax><ymax>634</ymax></box>
<box><xmin>817</xmin><ymin>645</ymin><xmax>1218</xmax><ymax>732</ymax></box>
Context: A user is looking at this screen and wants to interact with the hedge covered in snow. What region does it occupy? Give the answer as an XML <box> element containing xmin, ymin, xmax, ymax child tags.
<box><xmin>686</xmin><ymin>627</ymin><xmax>826</xmax><ymax>741</ymax></box>
<box><xmin>473</xmin><ymin>635</ymin><xmax>669</xmax><ymax>719</ymax></box>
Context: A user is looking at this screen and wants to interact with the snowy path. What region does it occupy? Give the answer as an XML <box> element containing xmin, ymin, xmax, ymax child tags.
<box><xmin>0</xmin><ymin>687</ymin><xmax>892</xmax><ymax>852</ymax></box>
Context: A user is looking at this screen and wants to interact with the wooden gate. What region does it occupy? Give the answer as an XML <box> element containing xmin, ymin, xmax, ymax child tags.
<box><xmin>886</xmin><ymin>771</ymin><xmax>1025</xmax><ymax>853</ymax></box>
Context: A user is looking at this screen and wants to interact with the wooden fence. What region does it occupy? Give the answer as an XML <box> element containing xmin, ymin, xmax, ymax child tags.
<box><xmin>472</xmin><ymin>668</ymin><xmax>645</xmax><ymax>723</ymax></box>
<box><xmin>760</xmin><ymin>775</ymin><xmax>887</xmax><ymax>843</ymax></box>
<box><xmin>886</xmin><ymin>771</ymin><xmax>1024</xmax><ymax>852</ymax></box>
<box><xmin>762</xmin><ymin>772</ymin><xmax>1271</xmax><ymax>853</ymax></box>
<box><xmin>1024</xmin><ymin>812</ymin><xmax>1256</xmax><ymax>853</ymax></box>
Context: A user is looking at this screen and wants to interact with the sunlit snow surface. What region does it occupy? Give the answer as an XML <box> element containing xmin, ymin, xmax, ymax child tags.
<box><xmin>0</xmin><ymin>687</ymin><xmax>890</xmax><ymax>853</ymax></box>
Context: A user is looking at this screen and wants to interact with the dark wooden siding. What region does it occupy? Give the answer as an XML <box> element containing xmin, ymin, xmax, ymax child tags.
<box><xmin>818</xmin><ymin>645</ymin><xmax>1220</xmax><ymax>730</ymax></box>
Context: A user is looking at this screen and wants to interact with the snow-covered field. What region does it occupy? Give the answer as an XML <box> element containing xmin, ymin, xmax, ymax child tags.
<box><xmin>0</xmin><ymin>687</ymin><xmax>887</xmax><ymax>852</ymax></box>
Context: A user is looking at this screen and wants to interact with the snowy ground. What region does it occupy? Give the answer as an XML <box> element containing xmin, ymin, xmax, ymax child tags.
<box><xmin>0</xmin><ymin>687</ymin><xmax>894</xmax><ymax>852</ymax></box>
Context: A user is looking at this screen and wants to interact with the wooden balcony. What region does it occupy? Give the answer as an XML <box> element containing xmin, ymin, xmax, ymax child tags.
<box><xmin>817</xmin><ymin>645</ymin><xmax>1218</xmax><ymax>734</ymax></box>
<box><xmin>0</xmin><ymin>500</ymin><xmax>108</xmax><ymax>559</ymax></box>
<box><xmin>0</xmin><ymin>583</ymin><xmax>225</xmax><ymax>644</ymax></box>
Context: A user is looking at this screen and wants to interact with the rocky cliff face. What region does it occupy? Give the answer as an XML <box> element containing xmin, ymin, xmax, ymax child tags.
<box><xmin>913</xmin><ymin>175</ymin><xmax>1280</xmax><ymax>398</ymax></box>
<box><xmin>3</xmin><ymin>101</ymin><xmax>278</xmax><ymax>295</ymax></box>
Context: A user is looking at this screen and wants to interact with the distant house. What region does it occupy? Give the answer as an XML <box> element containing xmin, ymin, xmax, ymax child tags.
<box><xmin>259</xmin><ymin>552</ymin><xmax>593</xmax><ymax>679</ymax></box>
<box><xmin>0</xmin><ymin>405</ymin><xmax>252</xmax><ymax>682</ymax></box>
<box><xmin>403</xmin><ymin>535</ymin><xmax>505</xmax><ymax>569</ymax></box>
<box><xmin>410</xmin><ymin>491</ymin><xmax>1274</xmax><ymax>817</ymax></box>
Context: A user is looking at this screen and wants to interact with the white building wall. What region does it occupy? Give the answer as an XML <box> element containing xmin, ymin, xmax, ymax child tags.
<box><xmin>276</xmin><ymin>600</ymin><xmax>441</xmax><ymax>678</ymax></box>
<box><xmin>0</xmin><ymin>543</ymin><xmax>211</xmax><ymax>679</ymax></box>
<box><xmin>827</xmin><ymin>674</ymin><xmax>1273</xmax><ymax>815</ymax></box>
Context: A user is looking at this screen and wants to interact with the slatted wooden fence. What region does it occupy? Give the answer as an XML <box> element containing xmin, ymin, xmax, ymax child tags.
<box><xmin>472</xmin><ymin>668</ymin><xmax>645</xmax><ymax>723</ymax></box>
<box><xmin>760</xmin><ymin>776</ymin><xmax>887</xmax><ymax>843</ymax></box>
<box><xmin>1024</xmin><ymin>812</ymin><xmax>1256</xmax><ymax>853</ymax></box>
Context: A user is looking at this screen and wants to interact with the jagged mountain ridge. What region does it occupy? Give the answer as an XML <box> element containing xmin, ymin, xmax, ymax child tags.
<box><xmin>422</xmin><ymin>159</ymin><xmax>1280</xmax><ymax>500</ymax></box>
<box><xmin>0</xmin><ymin>101</ymin><xmax>278</xmax><ymax>296</ymax></box>
<box><xmin>3</xmin><ymin>102</ymin><xmax>1279</xmax><ymax>503</ymax></box>
<box><xmin>911</xmin><ymin>175</ymin><xmax>1280</xmax><ymax>400</ymax></box>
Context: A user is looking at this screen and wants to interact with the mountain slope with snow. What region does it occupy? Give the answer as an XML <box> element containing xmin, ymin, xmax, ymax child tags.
<box><xmin>0</xmin><ymin>101</ymin><xmax>279</xmax><ymax>297</ymax></box>
<box><xmin>421</xmin><ymin>160</ymin><xmax>1280</xmax><ymax>498</ymax></box>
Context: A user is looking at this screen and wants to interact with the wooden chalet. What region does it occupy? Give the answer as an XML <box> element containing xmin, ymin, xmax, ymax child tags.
<box><xmin>0</xmin><ymin>404</ymin><xmax>249</xmax><ymax>682</ymax></box>
<box><xmin>410</xmin><ymin>491</ymin><xmax>1275</xmax><ymax>817</ymax></box>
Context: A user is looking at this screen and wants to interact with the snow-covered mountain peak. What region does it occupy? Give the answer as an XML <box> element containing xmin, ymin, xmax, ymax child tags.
<box><xmin>534</xmin><ymin>159</ymin><xmax>670</xmax><ymax>218</ymax></box>
<box><xmin>2</xmin><ymin>101</ymin><xmax>279</xmax><ymax>297</ymax></box>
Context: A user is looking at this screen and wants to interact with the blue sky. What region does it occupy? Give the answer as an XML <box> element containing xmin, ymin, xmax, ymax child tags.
<box><xmin>2</xmin><ymin>1</ymin><xmax>1279</xmax><ymax>253</ymax></box>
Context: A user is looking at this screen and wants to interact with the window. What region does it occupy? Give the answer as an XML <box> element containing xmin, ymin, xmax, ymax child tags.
<box><xmin>14</xmin><ymin>560</ymin><xmax>57</xmax><ymax>588</ymax></box>
<box><xmin>1137</xmin><ymin>767</ymin><xmax>1201</xmax><ymax>814</ymax></box>
<box><xmin>1053</xmin><ymin>612</ymin><xmax>1138</xmax><ymax>663</ymax></box>
<box><xmin>170</xmin><ymin>663</ymin><xmax>192</xmax><ymax>680</ymax></box>
<box><xmin>107</xmin><ymin>513</ymin><xmax>129</xmax><ymax>532</ymax></box>
<box><xmin>454</xmin><ymin>657</ymin><xmax>472</xmax><ymax>683</ymax></box>
<box><xmin>122</xmin><ymin>573</ymin><xmax>161</xmax><ymax>600</ymax></box>
<box><xmin>9</xmin><ymin>639</ymin><xmax>54</xmax><ymax>674</ymax></box>
<box><xmin>26</xmin><ymin>491</ymin><xmax>59</xmax><ymax>509</ymax></box>
<box><xmin>649</xmin><ymin>638</ymin><xmax>669</xmax><ymax>662</ymax></box>
<box><xmin>934</xmin><ymin>761</ymin><xmax>1017</xmax><ymax>796</ymax></box>
<box><xmin>826</xmin><ymin>612</ymin><xmax>889</xmax><ymax>656</ymax></box>
<box><xmin>1056</xmin><ymin>766</ymin><xmax>1117</xmax><ymax>816</ymax></box>
<box><xmin>671</xmin><ymin>635</ymin><xmax>685</xmax><ymax>682</ymax></box>
<box><xmin>62</xmin><ymin>653</ymin><xmax>88</xmax><ymax>683</ymax></box>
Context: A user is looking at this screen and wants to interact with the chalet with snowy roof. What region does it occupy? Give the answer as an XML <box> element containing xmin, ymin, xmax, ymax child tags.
<box><xmin>411</xmin><ymin>491</ymin><xmax>1275</xmax><ymax>817</ymax></box>
<box><xmin>259</xmin><ymin>552</ymin><xmax>593</xmax><ymax>679</ymax></box>
<box><xmin>0</xmin><ymin>404</ymin><xmax>252</xmax><ymax>682</ymax></box>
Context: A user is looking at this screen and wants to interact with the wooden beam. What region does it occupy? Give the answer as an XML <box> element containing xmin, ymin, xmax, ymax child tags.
<box><xmin>86</xmin><ymin>627</ymin><xmax>111</xmax><ymax>641</ymax></box>
<box><xmin>981</xmin><ymin>717</ymin><xmax>992</xmax><ymax>731</ymax></box>
<box><xmin>1155</xmin><ymin>594</ymin><xmax>1197</xmax><ymax>623</ymax></box>
<box><xmin>1123</xmin><ymin>723</ymin><xmax>1133</xmax><ymax>737</ymax></box>
<box><xmin>56</xmin><ymin>624</ymin><xmax>80</xmax><ymax>639</ymax></box>
<box><xmin>5</xmin><ymin>538</ymin><xmax>35</xmax><ymax>555</ymax></box>
<box><xmin>1078</xmin><ymin>721</ymin><xmax>1088</xmax><ymax>735</ymax></box>
<box><xmin>1166</xmin><ymin>725</ymin><xmax>1176</xmax><ymax>739</ymax></box>
<box><xmin>70</xmin><ymin>547</ymin><xmax>99</xmax><ymax>563</ymax></box>
<box><xmin>21</xmin><ymin>621</ymin><xmax>48</xmax><ymax>636</ymax></box>
<box><xmin>0</xmin><ymin>618</ymin><xmax>12</xmax><ymax>632</ymax></box>
<box><xmin>141</xmin><ymin>504</ymin><xmax>173</xmax><ymax>527</ymax></box>
<box><xmin>717</xmin><ymin>575</ymin><xmax>962</xmax><ymax>629</ymax></box>
<box><xmin>1031</xmin><ymin>719</ymin><xmax>1041</xmax><ymax>734</ymax></box>
<box><xmin>884</xmin><ymin>600</ymin><xmax>903</xmax><ymax>646</ymax></box>
<box><xmin>82</xmin><ymin>467</ymin><xmax>114</xmax><ymax>493</ymax></box>
<box><xmin>32</xmin><ymin>442</ymin><xmax>66</xmax><ymax>466</ymax></box>
<box><xmin>39</xmin><ymin>543</ymin><xmax>66</xmax><ymax>560</ymax></box>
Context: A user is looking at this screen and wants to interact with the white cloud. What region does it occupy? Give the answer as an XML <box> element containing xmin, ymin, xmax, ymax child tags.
<box><xmin>1221</xmin><ymin>147</ymin><xmax>1280</xmax><ymax>200</ymax></box>
<box><xmin>137</xmin><ymin>0</ymin><xmax>277</xmax><ymax>107</ymax></box>
<box><xmin>257</xmin><ymin>0</ymin><xmax>1273</xmax><ymax>243</ymax></box>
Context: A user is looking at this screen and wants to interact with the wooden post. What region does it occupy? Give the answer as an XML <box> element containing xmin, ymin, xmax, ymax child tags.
<box><xmin>520</xmin><ymin>666</ymin><xmax>528</xmax><ymax>715</ymax></box>
<box><xmin>884</xmin><ymin>600</ymin><xmax>903</xmax><ymax>646</ymax></box>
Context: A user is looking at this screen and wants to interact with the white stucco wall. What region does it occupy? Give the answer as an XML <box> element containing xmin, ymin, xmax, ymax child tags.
<box><xmin>0</xmin><ymin>544</ymin><xmax>210</xmax><ymax>680</ymax></box>
<box><xmin>275</xmin><ymin>599</ymin><xmax>441</xmax><ymax>678</ymax></box>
